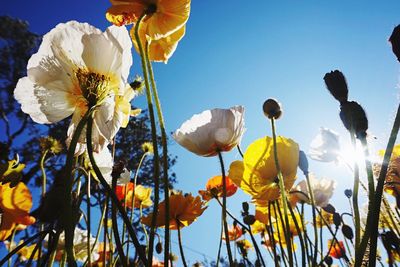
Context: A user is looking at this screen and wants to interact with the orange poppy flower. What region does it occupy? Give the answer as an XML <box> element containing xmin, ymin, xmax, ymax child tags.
<box><xmin>131</xmin><ymin>22</ymin><xmax>186</xmax><ymax>63</ymax></box>
<box><xmin>328</xmin><ymin>239</ymin><xmax>346</xmax><ymax>259</ymax></box>
<box><xmin>106</xmin><ymin>0</ymin><xmax>191</xmax><ymax>40</ymax></box>
<box><xmin>115</xmin><ymin>182</ymin><xmax>153</xmax><ymax>209</ymax></box>
<box><xmin>223</xmin><ymin>224</ymin><xmax>243</xmax><ymax>241</ymax></box>
<box><xmin>142</xmin><ymin>193</ymin><xmax>207</xmax><ymax>230</ymax></box>
<box><xmin>0</xmin><ymin>182</ymin><xmax>36</xmax><ymax>240</ymax></box>
<box><xmin>198</xmin><ymin>175</ymin><xmax>238</xmax><ymax>201</ymax></box>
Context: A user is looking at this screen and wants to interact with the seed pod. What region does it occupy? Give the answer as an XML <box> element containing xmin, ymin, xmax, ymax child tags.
<box><xmin>323</xmin><ymin>70</ymin><xmax>348</xmax><ymax>103</ymax></box>
<box><xmin>324</xmin><ymin>256</ymin><xmax>333</xmax><ymax>265</ymax></box>
<box><xmin>389</xmin><ymin>25</ymin><xmax>400</xmax><ymax>62</ymax></box>
<box><xmin>342</xmin><ymin>224</ymin><xmax>354</xmax><ymax>240</ymax></box>
<box><xmin>339</xmin><ymin>101</ymin><xmax>368</xmax><ymax>139</ymax></box>
<box><xmin>263</xmin><ymin>98</ymin><xmax>282</xmax><ymax>119</ymax></box>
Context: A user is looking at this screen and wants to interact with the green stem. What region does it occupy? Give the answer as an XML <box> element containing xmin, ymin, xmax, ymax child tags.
<box><xmin>87</xmin><ymin>173</ymin><xmax>92</xmax><ymax>266</ymax></box>
<box><xmin>144</xmin><ymin>41</ymin><xmax>171</xmax><ymax>266</ymax></box>
<box><xmin>367</xmin><ymin>103</ymin><xmax>400</xmax><ymax>266</ymax></box>
<box><xmin>270</xmin><ymin>118</ymin><xmax>294</xmax><ymax>266</ymax></box>
<box><xmin>133</xmin><ymin>14</ymin><xmax>161</xmax><ymax>266</ymax></box>
<box><xmin>63</xmin><ymin>108</ymin><xmax>93</xmax><ymax>267</ymax></box>
<box><xmin>216</xmin><ymin>208</ymin><xmax>223</xmax><ymax>267</ymax></box>
<box><xmin>350</xmin><ymin>133</ymin><xmax>361</xmax><ymax>252</ymax></box>
<box><xmin>304</xmin><ymin>172</ymin><xmax>318</xmax><ymax>266</ymax></box>
<box><xmin>86</xmin><ymin>116</ymin><xmax>147</xmax><ymax>265</ymax></box>
<box><xmin>177</xmin><ymin>221</ymin><xmax>188</xmax><ymax>267</ymax></box>
<box><xmin>217</xmin><ymin>151</ymin><xmax>234</xmax><ymax>265</ymax></box>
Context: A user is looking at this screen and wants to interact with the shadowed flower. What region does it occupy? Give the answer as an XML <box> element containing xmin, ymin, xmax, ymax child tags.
<box><xmin>115</xmin><ymin>183</ymin><xmax>153</xmax><ymax>208</ymax></box>
<box><xmin>223</xmin><ymin>224</ymin><xmax>243</xmax><ymax>241</ymax></box>
<box><xmin>273</xmin><ymin>210</ymin><xmax>304</xmax><ymax>238</ymax></box>
<box><xmin>198</xmin><ymin>175</ymin><xmax>237</xmax><ymax>201</ymax></box>
<box><xmin>14</xmin><ymin>21</ymin><xmax>135</xmax><ymax>155</ymax></box>
<box><xmin>315</xmin><ymin>209</ymin><xmax>334</xmax><ymax>228</ymax></box>
<box><xmin>0</xmin><ymin>182</ymin><xmax>36</xmax><ymax>240</ymax></box>
<box><xmin>85</xmin><ymin>148</ymin><xmax>114</xmax><ymax>184</ymax></box>
<box><xmin>290</xmin><ymin>174</ymin><xmax>336</xmax><ymax>208</ymax></box>
<box><xmin>141</xmin><ymin>141</ymin><xmax>154</xmax><ymax>154</ymax></box>
<box><xmin>309</xmin><ymin>127</ymin><xmax>341</xmax><ymax>163</ymax></box>
<box><xmin>0</xmin><ymin>157</ymin><xmax>26</xmax><ymax>187</ymax></box>
<box><xmin>142</xmin><ymin>193</ymin><xmax>207</xmax><ymax>229</ymax></box>
<box><xmin>174</xmin><ymin>106</ymin><xmax>245</xmax><ymax>157</ymax></box>
<box><xmin>328</xmin><ymin>239</ymin><xmax>346</xmax><ymax>259</ymax></box>
<box><xmin>132</xmin><ymin>21</ymin><xmax>186</xmax><ymax>63</ymax></box>
<box><xmin>374</xmin><ymin>144</ymin><xmax>400</xmax><ymax>201</ymax></box>
<box><xmin>4</xmin><ymin>240</ymin><xmax>38</xmax><ymax>261</ymax></box>
<box><xmin>228</xmin><ymin>136</ymin><xmax>299</xmax><ymax>204</ymax></box>
<box><xmin>106</xmin><ymin>0</ymin><xmax>191</xmax><ymax>40</ymax></box>
<box><xmin>251</xmin><ymin>220</ymin><xmax>266</xmax><ymax>234</ymax></box>
<box><xmin>39</xmin><ymin>136</ymin><xmax>63</xmax><ymax>154</ymax></box>
<box><xmin>236</xmin><ymin>239</ymin><xmax>253</xmax><ymax>257</ymax></box>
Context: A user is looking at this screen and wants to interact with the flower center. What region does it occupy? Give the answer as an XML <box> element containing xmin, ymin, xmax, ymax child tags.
<box><xmin>75</xmin><ymin>68</ymin><xmax>111</xmax><ymax>107</ymax></box>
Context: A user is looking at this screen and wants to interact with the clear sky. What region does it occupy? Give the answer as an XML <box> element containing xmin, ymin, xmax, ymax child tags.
<box><xmin>3</xmin><ymin>0</ymin><xmax>400</xmax><ymax>265</ymax></box>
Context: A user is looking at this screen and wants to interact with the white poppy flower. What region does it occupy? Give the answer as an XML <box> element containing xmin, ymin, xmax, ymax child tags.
<box><xmin>173</xmin><ymin>106</ymin><xmax>245</xmax><ymax>157</ymax></box>
<box><xmin>86</xmin><ymin>148</ymin><xmax>114</xmax><ymax>185</ymax></box>
<box><xmin>291</xmin><ymin>174</ymin><xmax>336</xmax><ymax>207</ymax></box>
<box><xmin>44</xmin><ymin>227</ymin><xmax>99</xmax><ymax>262</ymax></box>
<box><xmin>14</xmin><ymin>21</ymin><xmax>135</xmax><ymax>154</ymax></box>
<box><xmin>309</xmin><ymin>127</ymin><xmax>341</xmax><ymax>162</ymax></box>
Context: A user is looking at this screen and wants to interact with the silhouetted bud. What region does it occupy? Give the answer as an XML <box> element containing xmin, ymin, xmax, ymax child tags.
<box><xmin>255</xmin><ymin>259</ymin><xmax>261</xmax><ymax>267</ymax></box>
<box><xmin>322</xmin><ymin>204</ymin><xmax>336</xmax><ymax>214</ymax></box>
<box><xmin>344</xmin><ymin>189</ymin><xmax>352</xmax><ymax>198</ymax></box>
<box><xmin>324</xmin><ymin>256</ymin><xmax>333</xmax><ymax>265</ymax></box>
<box><xmin>324</xmin><ymin>70</ymin><xmax>348</xmax><ymax>103</ymax></box>
<box><xmin>243</xmin><ymin>215</ymin><xmax>256</xmax><ymax>225</ymax></box>
<box><xmin>298</xmin><ymin>150</ymin><xmax>309</xmax><ymax>175</ymax></box>
<box><xmin>342</xmin><ymin>224</ymin><xmax>354</xmax><ymax>240</ymax></box>
<box><xmin>340</xmin><ymin>101</ymin><xmax>368</xmax><ymax>139</ymax></box>
<box><xmin>112</xmin><ymin>160</ymin><xmax>126</xmax><ymax>179</ymax></box>
<box><xmin>130</xmin><ymin>76</ymin><xmax>144</xmax><ymax>94</ymax></box>
<box><xmin>333</xmin><ymin>212</ymin><xmax>342</xmax><ymax>227</ymax></box>
<box><xmin>263</xmin><ymin>99</ymin><xmax>282</xmax><ymax>119</ymax></box>
<box><xmin>242</xmin><ymin>202</ymin><xmax>249</xmax><ymax>213</ymax></box>
<box><xmin>156</xmin><ymin>242</ymin><xmax>163</xmax><ymax>254</ymax></box>
<box><xmin>389</xmin><ymin>25</ymin><xmax>400</xmax><ymax>62</ymax></box>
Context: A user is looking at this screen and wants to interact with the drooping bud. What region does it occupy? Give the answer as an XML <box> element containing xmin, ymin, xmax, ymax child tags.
<box><xmin>156</xmin><ymin>242</ymin><xmax>163</xmax><ymax>254</ymax></box>
<box><xmin>242</xmin><ymin>202</ymin><xmax>249</xmax><ymax>213</ymax></box>
<box><xmin>339</xmin><ymin>101</ymin><xmax>368</xmax><ymax>139</ymax></box>
<box><xmin>322</xmin><ymin>204</ymin><xmax>336</xmax><ymax>214</ymax></box>
<box><xmin>298</xmin><ymin>150</ymin><xmax>309</xmax><ymax>175</ymax></box>
<box><xmin>323</xmin><ymin>70</ymin><xmax>348</xmax><ymax>103</ymax></box>
<box><xmin>342</xmin><ymin>224</ymin><xmax>354</xmax><ymax>240</ymax></box>
<box><xmin>389</xmin><ymin>25</ymin><xmax>400</xmax><ymax>62</ymax></box>
<box><xmin>333</xmin><ymin>212</ymin><xmax>342</xmax><ymax>227</ymax></box>
<box><xmin>263</xmin><ymin>98</ymin><xmax>282</xmax><ymax>119</ymax></box>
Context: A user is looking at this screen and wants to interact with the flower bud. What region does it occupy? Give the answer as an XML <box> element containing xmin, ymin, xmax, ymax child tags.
<box><xmin>344</xmin><ymin>189</ymin><xmax>352</xmax><ymax>198</ymax></box>
<box><xmin>242</xmin><ymin>202</ymin><xmax>249</xmax><ymax>213</ymax></box>
<box><xmin>323</xmin><ymin>70</ymin><xmax>348</xmax><ymax>103</ymax></box>
<box><xmin>324</xmin><ymin>256</ymin><xmax>333</xmax><ymax>265</ymax></box>
<box><xmin>339</xmin><ymin>101</ymin><xmax>368</xmax><ymax>139</ymax></box>
<box><xmin>130</xmin><ymin>76</ymin><xmax>144</xmax><ymax>94</ymax></box>
<box><xmin>333</xmin><ymin>212</ymin><xmax>342</xmax><ymax>227</ymax></box>
<box><xmin>298</xmin><ymin>150</ymin><xmax>309</xmax><ymax>175</ymax></box>
<box><xmin>322</xmin><ymin>204</ymin><xmax>336</xmax><ymax>214</ymax></box>
<box><xmin>389</xmin><ymin>25</ymin><xmax>400</xmax><ymax>62</ymax></box>
<box><xmin>263</xmin><ymin>99</ymin><xmax>282</xmax><ymax>119</ymax></box>
<box><xmin>342</xmin><ymin>224</ymin><xmax>354</xmax><ymax>240</ymax></box>
<box><xmin>243</xmin><ymin>214</ymin><xmax>256</xmax><ymax>225</ymax></box>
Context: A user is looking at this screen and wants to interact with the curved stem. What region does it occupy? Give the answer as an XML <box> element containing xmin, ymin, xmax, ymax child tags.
<box><xmin>86</xmin><ymin>173</ymin><xmax>92</xmax><ymax>266</ymax></box>
<box><xmin>177</xmin><ymin>222</ymin><xmax>188</xmax><ymax>267</ymax></box>
<box><xmin>349</xmin><ymin>133</ymin><xmax>361</xmax><ymax>252</ymax></box>
<box><xmin>86</xmin><ymin>116</ymin><xmax>147</xmax><ymax>265</ymax></box>
<box><xmin>217</xmin><ymin>151</ymin><xmax>234</xmax><ymax>265</ymax></box>
<box><xmin>216</xmin><ymin>208</ymin><xmax>223</xmax><ymax>267</ymax></box>
<box><xmin>134</xmin><ymin>14</ymin><xmax>161</xmax><ymax>266</ymax></box>
<box><xmin>270</xmin><ymin>118</ymin><xmax>294</xmax><ymax>266</ymax></box>
<box><xmin>144</xmin><ymin>41</ymin><xmax>171</xmax><ymax>266</ymax></box>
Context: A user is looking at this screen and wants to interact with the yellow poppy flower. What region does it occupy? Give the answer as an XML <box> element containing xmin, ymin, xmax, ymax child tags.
<box><xmin>142</xmin><ymin>193</ymin><xmax>207</xmax><ymax>229</ymax></box>
<box><xmin>116</xmin><ymin>183</ymin><xmax>153</xmax><ymax>208</ymax></box>
<box><xmin>315</xmin><ymin>209</ymin><xmax>334</xmax><ymax>228</ymax></box>
<box><xmin>106</xmin><ymin>0</ymin><xmax>191</xmax><ymax>40</ymax></box>
<box><xmin>228</xmin><ymin>136</ymin><xmax>299</xmax><ymax>204</ymax></box>
<box><xmin>273</xmin><ymin>210</ymin><xmax>304</xmax><ymax>238</ymax></box>
<box><xmin>375</xmin><ymin>144</ymin><xmax>400</xmax><ymax>198</ymax></box>
<box><xmin>131</xmin><ymin>21</ymin><xmax>186</xmax><ymax>63</ymax></box>
<box><xmin>0</xmin><ymin>182</ymin><xmax>36</xmax><ymax>240</ymax></box>
<box><xmin>251</xmin><ymin>220</ymin><xmax>266</xmax><ymax>234</ymax></box>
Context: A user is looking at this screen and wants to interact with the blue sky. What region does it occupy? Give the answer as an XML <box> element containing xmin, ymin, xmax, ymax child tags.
<box><xmin>3</xmin><ymin>0</ymin><xmax>400</xmax><ymax>264</ymax></box>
